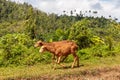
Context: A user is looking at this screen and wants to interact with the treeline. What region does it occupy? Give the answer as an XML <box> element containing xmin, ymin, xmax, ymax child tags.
<box><xmin>0</xmin><ymin>0</ymin><xmax>120</xmax><ymax>66</ymax></box>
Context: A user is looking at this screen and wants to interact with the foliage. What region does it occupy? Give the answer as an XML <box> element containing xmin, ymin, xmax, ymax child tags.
<box><xmin>68</xmin><ymin>19</ymin><xmax>98</xmax><ymax>48</ymax></box>
<box><xmin>78</xmin><ymin>44</ymin><xmax>119</xmax><ymax>60</ymax></box>
<box><xmin>0</xmin><ymin>0</ymin><xmax>120</xmax><ymax>67</ymax></box>
<box><xmin>0</xmin><ymin>33</ymin><xmax>52</xmax><ymax>66</ymax></box>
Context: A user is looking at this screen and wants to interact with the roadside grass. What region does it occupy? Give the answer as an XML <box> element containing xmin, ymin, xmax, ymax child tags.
<box><xmin>0</xmin><ymin>54</ymin><xmax>120</xmax><ymax>80</ymax></box>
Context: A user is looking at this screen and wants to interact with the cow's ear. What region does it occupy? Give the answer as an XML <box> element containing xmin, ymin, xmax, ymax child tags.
<box><xmin>39</xmin><ymin>42</ymin><xmax>43</xmax><ymax>45</ymax></box>
<box><xmin>38</xmin><ymin>41</ymin><xmax>43</xmax><ymax>46</ymax></box>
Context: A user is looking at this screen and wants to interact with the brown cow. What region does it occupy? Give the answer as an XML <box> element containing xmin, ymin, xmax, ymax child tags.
<box><xmin>34</xmin><ymin>40</ymin><xmax>73</xmax><ymax>60</ymax></box>
<box><xmin>34</xmin><ymin>40</ymin><xmax>79</xmax><ymax>68</ymax></box>
<box><xmin>34</xmin><ymin>40</ymin><xmax>77</xmax><ymax>61</ymax></box>
<box><xmin>34</xmin><ymin>40</ymin><xmax>71</xmax><ymax>61</ymax></box>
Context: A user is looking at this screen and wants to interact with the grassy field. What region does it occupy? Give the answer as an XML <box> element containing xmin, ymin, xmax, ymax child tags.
<box><xmin>0</xmin><ymin>54</ymin><xmax>120</xmax><ymax>80</ymax></box>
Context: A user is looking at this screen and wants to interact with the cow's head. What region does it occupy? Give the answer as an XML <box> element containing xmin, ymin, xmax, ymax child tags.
<box><xmin>34</xmin><ymin>41</ymin><xmax>43</xmax><ymax>47</ymax></box>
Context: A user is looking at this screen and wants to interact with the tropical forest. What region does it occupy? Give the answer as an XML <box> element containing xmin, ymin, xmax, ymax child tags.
<box><xmin>0</xmin><ymin>0</ymin><xmax>120</xmax><ymax>79</ymax></box>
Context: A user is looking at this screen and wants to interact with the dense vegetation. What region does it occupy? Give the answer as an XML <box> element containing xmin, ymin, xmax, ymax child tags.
<box><xmin>0</xmin><ymin>0</ymin><xmax>120</xmax><ymax>67</ymax></box>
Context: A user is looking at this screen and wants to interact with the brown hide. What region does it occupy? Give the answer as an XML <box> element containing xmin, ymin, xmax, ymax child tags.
<box><xmin>35</xmin><ymin>40</ymin><xmax>79</xmax><ymax>68</ymax></box>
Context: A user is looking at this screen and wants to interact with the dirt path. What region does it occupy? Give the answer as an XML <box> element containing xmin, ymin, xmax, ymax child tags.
<box><xmin>56</xmin><ymin>66</ymin><xmax>120</xmax><ymax>80</ymax></box>
<box><xmin>17</xmin><ymin>66</ymin><xmax>120</xmax><ymax>80</ymax></box>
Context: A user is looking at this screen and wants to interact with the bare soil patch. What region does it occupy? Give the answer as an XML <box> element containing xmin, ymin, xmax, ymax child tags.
<box><xmin>15</xmin><ymin>66</ymin><xmax>120</xmax><ymax>80</ymax></box>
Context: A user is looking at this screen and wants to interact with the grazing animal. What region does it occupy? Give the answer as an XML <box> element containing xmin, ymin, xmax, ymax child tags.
<box><xmin>34</xmin><ymin>40</ymin><xmax>79</xmax><ymax>68</ymax></box>
<box><xmin>34</xmin><ymin>40</ymin><xmax>73</xmax><ymax>60</ymax></box>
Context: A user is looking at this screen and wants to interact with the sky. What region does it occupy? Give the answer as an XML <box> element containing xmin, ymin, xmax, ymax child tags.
<box><xmin>10</xmin><ymin>0</ymin><xmax>120</xmax><ymax>21</ymax></box>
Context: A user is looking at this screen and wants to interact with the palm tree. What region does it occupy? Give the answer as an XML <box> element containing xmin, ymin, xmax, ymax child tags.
<box><xmin>70</xmin><ymin>10</ymin><xmax>73</xmax><ymax>16</ymax></box>
<box><xmin>63</xmin><ymin>10</ymin><xmax>66</xmax><ymax>15</ymax></box>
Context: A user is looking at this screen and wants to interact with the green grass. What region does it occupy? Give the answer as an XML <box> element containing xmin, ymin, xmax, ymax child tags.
<box><xmin>0</xmin><ymin>54</ymin><xmax>120</xmax><ymax>80</ymax></box>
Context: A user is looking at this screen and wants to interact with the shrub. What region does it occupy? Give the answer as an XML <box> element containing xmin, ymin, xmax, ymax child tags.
<box><xmin>0</xmin><ymin>33</ymin><xmax>52</xmax><ymax>66</ymax></box>
<box><xmin>77</xmin><ymin>44</ymin><xmax>119</xmax><ymax>60</ymax></box>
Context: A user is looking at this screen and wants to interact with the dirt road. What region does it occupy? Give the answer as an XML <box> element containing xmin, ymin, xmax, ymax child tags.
<box><xmin>17</xmin><ymin>66</ymin><xmax>120</xmax><ymax>80</ymax></box>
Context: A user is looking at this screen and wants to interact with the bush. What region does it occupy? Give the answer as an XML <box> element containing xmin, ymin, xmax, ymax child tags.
<box><xmin>77</xmin><ymin>44</ymin><xmax>119</xmax><ymax>60</ymax></box>
<box><xmin>0</xmin><ymin>33</ymin><xmax>52</xmax><ymax>66</ymax></box>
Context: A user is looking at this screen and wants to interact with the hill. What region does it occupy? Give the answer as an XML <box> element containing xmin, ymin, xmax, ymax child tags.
<box><xmin>0</xmin><ymin>0</ymin><xmax>120</xmax><ymax>79</ymax></box>
<box><xmin>1</xmin><ymin>0</ymin><xmax>120</xmax><ymax>41</ymax></box>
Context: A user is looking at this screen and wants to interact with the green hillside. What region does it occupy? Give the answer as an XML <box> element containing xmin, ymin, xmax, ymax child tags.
<box><xmin>0</xmin><ymin>0</ymin><xmax>120</xmax><ymax>79</ymax></box>
<box><xmin>0</xmin><ymin>0</ymin><xmax>120</xmax><ymax>67</ymax></box>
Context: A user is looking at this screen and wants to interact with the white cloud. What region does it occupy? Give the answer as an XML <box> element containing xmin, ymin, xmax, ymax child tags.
<box><xmin>10</xmin><ymin>0</ymin><xmax>120</xmax><ymax>21</ymax></box>
<box><xmin>90</xmin><ymin>2</ymin><xmax>103</xmax><ymax>10</ymax></box>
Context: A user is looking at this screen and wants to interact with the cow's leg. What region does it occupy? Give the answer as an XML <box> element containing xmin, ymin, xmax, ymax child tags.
<box><xmin>53</xmin><ymin>56</ymin><xmax>64</xmax><ymax>69</ymax></box>
<box><xmin>61</xmin><ymin>55</ymin><xmax>68</xmax><ymax>62</ymax></box>
<box><xmin>57</xmin><ymin>56</ymin><xmax>65</xmax><ymax>67</ymax></box>
<box><xmin>52</xmin><ymin>54</ymin><xmax>56</xmax><ymax>60</ymax></box>
<box><xmin>52</xmin><ymin>54</ymin><xmax>56</xmax><ymax>63</ymax></box>
<box><xmin>71</xmin><ymin>53</ymin><xmax>79</xmax><ymax>68</ymax></box>
<box><xmin>52</xmin><ymin>56</ymin><xmax>58</xmax><ymax>70</ymax></box>
<box><xmin>57</xmin><ymin>56</ymin><xmax>61</xmax><ymax>63</ymax></box>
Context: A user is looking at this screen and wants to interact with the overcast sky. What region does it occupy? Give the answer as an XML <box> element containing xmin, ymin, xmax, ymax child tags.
<box><xmin>11</xmin><ymin>0</ymin><xmax>120</xmax><ymax>21</ymax></box>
